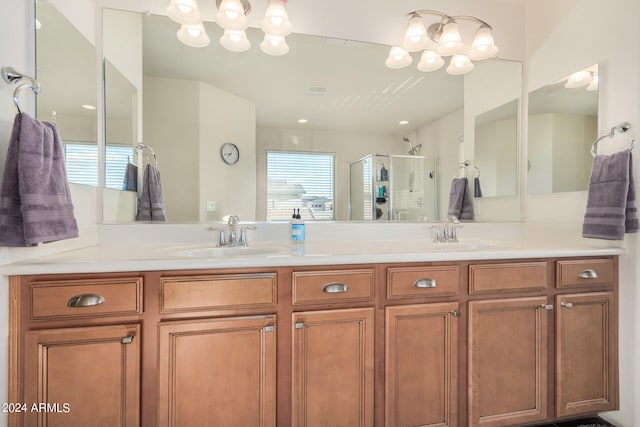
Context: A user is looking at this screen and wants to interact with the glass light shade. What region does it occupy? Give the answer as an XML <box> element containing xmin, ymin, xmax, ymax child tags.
<box><xmin>261</xmin><ymin>0</ymin><xmax>293</xmax><ymax>37</ymax></box>
<box><xmin>385</xmin><ymin>46</ymin><xmax>412</xmax><ymax>69</ymax></box>
<box><xmin>216</xmin><ymin>0</ymin><xmax>249</xmax><ymax>31</ymax></box>
<box><xmin>468</xmin><ymin>26</ymin><xmax>499</xmax><ymax>60</ymax></box>
<box><xmin>220</xmin><ymin>29</ymin><xmax>251</xmax><ymax>52</ymax></box>
<box><xmin>260</xmin><ymin>34</ymin><xmax>290</xmax><ymax>56</ymax></box>
<box><xmin>565</xmin><ymin>70</ymin><xmax>593</xmax><ymax>88</ymax></box>
<box><xmin>446</xmin><ymin>54</ymin><xmax>474</xmax><ymax>75</ymax></box>
<box><xmin>177</xmin><ymin>23</ymin><xmax>210</xmax><ymax>48</ymax></box>
<box><xmin>435</xmin><ymin>21</ymin><xmax>463</xmax><ymax>56</ymax></box>
<box><xmin>417</xmin><ymin>50</ymin><xmax>444</xmax><ymax>72</ymax></box>
<box><xmin>586</xmin><ymin>74</ymin><xmax>599</xmax><ymax>91</ymax></box>
<box><xmin>166</xmin><ymin>0</ymin><xmax>202</xmax><ymax>25</ymax></box>
<box><xmin>400</xmin><ymin>15</ymin><xmax>429</xmax><ymax>52</ymax></box>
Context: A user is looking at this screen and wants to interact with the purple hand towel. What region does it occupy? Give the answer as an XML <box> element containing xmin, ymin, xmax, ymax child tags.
<box><xmin>136</xmin><ymin>163</ymin><xmax>166</xmax><ymax>221</ymax></box>
<box><xmin>582</xmin><ymin>149</ymin><xmax>639</xmax><ymax>240</ymax></box>
<box><xmin>447</xmin><ymin>177</ymin><xmax>474</xmax><ymax>220</ymax></box>
<box><xmin>0</xmin><ymin>113</ymin><xmax>79</xmax><ymax>247</ymax></box>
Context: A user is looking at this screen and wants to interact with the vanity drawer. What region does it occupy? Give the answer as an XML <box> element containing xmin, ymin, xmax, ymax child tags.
<box><xmin>30</xmin><ymin>277</ymin><xmax>143</xmax><ymax>320</ymax></box>
<box><xmin>387</xmin><ymin>265</ymin><xmax>459</xmax><ymax>299</ymax></box>
<box><xmin>160</xmin><ymin>273</ymin><xmax>277</xmax><ymax>313</ymax></box>
<box><xmin>469</xmin><ymin>262</ymin><xmax>549</xmax><ymax>295</ymax></box>
<box><xmin>556</xmin><ymin>258</ymin><xmax>614</xmax><ymax>289</ymax></box>
<box><xmin>292</xmin><ymin>268</ymin><xmax>374</xmax><ymax>305</ymax></box>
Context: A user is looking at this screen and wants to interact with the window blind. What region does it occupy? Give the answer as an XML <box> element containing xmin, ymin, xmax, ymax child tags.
<box><xmin>266</xmin><ymin>151</ymin><xmax>335</xmax><ymax>221</ymax></box>
<box><xmin>64</xmin><ymin>143</ymin><xmax>133</xmax><ymax>189</ymax></box>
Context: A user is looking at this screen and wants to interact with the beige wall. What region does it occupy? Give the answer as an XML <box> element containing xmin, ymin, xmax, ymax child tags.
<box><xmin>525</xmin><ymin>0</ymin><xmax>640</xmax><ymax>425</ymax></box>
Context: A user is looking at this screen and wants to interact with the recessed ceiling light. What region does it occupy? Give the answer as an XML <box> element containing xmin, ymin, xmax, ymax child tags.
<box><xmin>82</xmin><ymin>104</ymin><xmax>96</xmax><ymax>110</ymax></box>
<box><xmin>399</xmin><ymin>120</ymin><xmax>409</xmax><ymax>125</ymax></box>
<box><xmin>298</xmin><ymin>118</ymin><xmax>308</xmax><ymax>124</ymax></box>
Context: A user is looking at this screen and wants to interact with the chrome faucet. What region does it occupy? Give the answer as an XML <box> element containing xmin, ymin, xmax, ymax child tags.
<box><xmin>208</xmin><ymin>215</ymin><xmax>256</xmax><ymax>247</ymax></box>
<box><xmin>429</xmin><ymin>215</ymin><xmax>464</xmax><ymax>243</ymax></box>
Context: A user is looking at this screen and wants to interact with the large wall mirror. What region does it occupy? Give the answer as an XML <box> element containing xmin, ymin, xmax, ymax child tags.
<box><xmin>528</xmin><ymin>64</ymin><xmax>598</xmax><ymax>194</ymax></box>
<box><xmin>35</xmin><ymin>3</ymin><xmax>524</xmax><ymax>224</ymax></box>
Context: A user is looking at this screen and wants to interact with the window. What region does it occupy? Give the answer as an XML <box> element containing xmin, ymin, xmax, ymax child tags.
<box><xmin>266</xmin><ymin>151</ymin><xmax>335</xmax><ymax>221</ymax></box>
<box><xmin>64</xmin><ymin>142</ymin><xmax>134</xmax><ymax>189</ymax></box>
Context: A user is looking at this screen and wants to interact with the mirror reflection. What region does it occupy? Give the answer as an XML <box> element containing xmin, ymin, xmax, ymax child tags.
<box><xmin>36</xmin><ymin>1</ymin><xmax>98</xmax><ymax>185</ymax></box>
<box><xmin>528</xmin><ymin>64</ymin><xmax>598</xmax><ymax>194</ymax></box>
<box><xmin>474</xmin><ymin>99</ymin><xmax>518</xmax><ymax>198</ymax></box>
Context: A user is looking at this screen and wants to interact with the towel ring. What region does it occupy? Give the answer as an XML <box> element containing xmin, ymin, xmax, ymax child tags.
<box><xmin>2</xmin><ymin>67</ymin><xmax>41</xmax><ymax>114</ymax></box>
<box><xmin>457</xmin><ymin>163</ymin><xmax>468</xmax><ymax>178</ymax></box>
<box><xmin>590</xmin><ymin>122</ymin><xmax>633</xmax><ymax>157</ymax></box>
<box><xmin>135</xmin><ymin>143</ymin><xmax>158</xmax><ymax>167</ymax></box>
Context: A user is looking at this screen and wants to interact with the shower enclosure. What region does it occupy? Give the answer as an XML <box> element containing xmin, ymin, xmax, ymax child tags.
<box><xmin>349</xmin><ymin>154</ymin><xmax>437</xmax><ymax>221</ymax></box>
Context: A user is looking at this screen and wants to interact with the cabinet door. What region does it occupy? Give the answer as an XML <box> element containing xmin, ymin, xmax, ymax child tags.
<box><xmin>556</xmin><ymin>292</ymin><xmax>617</xmax><ymax>417</ymax></box>
<box><xmin>385</xmin><ymin>303</ymin><xmax>459</xmax><ymax>427</ymax></box>
<box><xmin>468</xmin><ymin>297</ymin><xmax>549</xmax><ymax>427</ymax></box>
<box><xmin>24</xmin><ymin>324</ymin><xmax>140</xmax><ymax>427</ymax></box>
<box><xmin>292</xmin><ymin>308</ymin><xmax>374</xmax><ymax>427</ymax></box>
<box><xmin>158</xmin><ymin>316</ymin><xmax>276</xmax><ymax>427</ymax></box>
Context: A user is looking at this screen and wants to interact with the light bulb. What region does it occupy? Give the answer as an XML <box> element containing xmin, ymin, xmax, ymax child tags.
<box><xmin>216</xmin><ymin>0</ymin><xmax>248</xmax><ymax>31</ymax></box>
<box><xmin>469</xmin><ymin>26</ymin><xmax>499</xmax><ymax>60</ymax></box>
<box><xmin>260</xmin><ymin>34</ymin><xmax>290</xmax><ymax>55</ymax></box>
<box><xmin>401</xmin><ymin>15</ymin><xmax>429</xmax><ymax>52</ymax></box>
<box><xmin>565</xmin><ymin>70</ymin><xmax>593</xmax><ymax>88</ymax></box>
<box><xmin>220</xmin><ymin>29</ymin><xmax>250</xmax><ymax>52</ymax></box>
<box><xmin>166</xmin><ymin>0</ymin><xmax>201</xmax><ymax>25</ymax></box>
<box><xmin>261</xmin><ymin>0</ymin><xmax>292</xmax><ymax>37</ymax></box>
<box><xmin>446</xmin><ymin>54</ymin><xmax>474</xmax><ymax>75</ymax></box>
<box><xmin>417</xmin><ymin>50</ymin><xmax>444</xmax><ymax>72</ymax></box>
<box><xmin>436</xmin><ymin>21</ymin><xmax>463</xmax><ymax>56</ymax></box>
<box><xmin>177</xmin><ymin>23</ymin><xmax>210</xmax><ymax>48</ymax></box>
<box><xmin>385</xmin><ymin>46</ymin><xmax>412</xmax><ymax>69</ymax></box>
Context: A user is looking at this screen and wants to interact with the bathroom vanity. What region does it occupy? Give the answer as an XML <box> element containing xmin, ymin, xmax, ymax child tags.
<box><xmin>5</xmin><ymin>241</ymin><xmax>619</xmax><ymax>427</ymax></box>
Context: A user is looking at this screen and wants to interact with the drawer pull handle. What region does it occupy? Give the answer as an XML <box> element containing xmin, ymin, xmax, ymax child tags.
<box><xmin>561</xmin><ymin>301</ymin><xmax>574</xmax><ymax>308</ymax></box>
<box><xmin>322</xmin><ymin>282</ymin><xmax>349</xmax><ymax>294</ymax></box>
<box><xmin>67</xmin><ymin>294</ymin><xmax>106</xmax><ymax>308</ymax></box>
<box><xmin>414</xmin><ymin>278</ymin><xmax>437</xmax><ymax>288</ymax></box>
<box><xmin>121</xmin><ymin>334</ymin><xmax>135</xmax><ymax>345</ymax></box>
<box><xmin>578</xmin><ymin>269</ymin><xmax>599</xmax><ymax>279</ymax></box>
<box><xmin>540</xmin><ymin>304</ymin><xmax>554</xmax><ymax>311</ymax></box>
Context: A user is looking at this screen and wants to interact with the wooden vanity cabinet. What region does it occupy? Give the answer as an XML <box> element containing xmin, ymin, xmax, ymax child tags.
<box><xmin>9</xmin><ymin>274</ymin><xmax>144</xmax><ymax>427</ymax></box>
<box><xmin>8</xmin><ymin>256</ymin><xmax>618</xmax><ymax>427</ymax></box>
<box><xmin>467</xmin><ymin>258</ymin><xmax>618</xmax><ymax>427</ymax></box>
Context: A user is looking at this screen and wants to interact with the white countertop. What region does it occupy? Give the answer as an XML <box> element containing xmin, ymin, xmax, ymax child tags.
<box><xmin>0</xmin><ymin>235</ymin><xmax>625</xmax><ymax>276</ymax></box>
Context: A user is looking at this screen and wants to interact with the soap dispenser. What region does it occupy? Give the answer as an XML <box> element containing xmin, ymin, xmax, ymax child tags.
<box><xmin>291</xmin><ymin>209</ymin><xmax>305</xmax><ymax>243</ymax></box>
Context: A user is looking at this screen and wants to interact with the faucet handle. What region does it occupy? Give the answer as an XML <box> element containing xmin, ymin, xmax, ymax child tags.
<box><xmin>207</xmin><ymin>226</ymin><xmax>227</xmax><ymax>247</ymax></box>
<box><xmin>238</xmin><ymin>226</ymin><xmax>256</xmax><ymax>247</ymax></box>
<box><xmin>427</xmin><ymin>224</ymin><xmax>442</xmax><ymax>243</ymax></box>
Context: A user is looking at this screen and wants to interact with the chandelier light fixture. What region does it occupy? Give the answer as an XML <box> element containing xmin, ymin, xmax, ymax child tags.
<box><xmin>386</xmin><ymin>10</ymin><xmax>499</xmax><ymax>75</ymax></box>
<box><xmin>166</xmin><ymin>0</ymin><xmax>293</xmax><ymax>55</ymax></box>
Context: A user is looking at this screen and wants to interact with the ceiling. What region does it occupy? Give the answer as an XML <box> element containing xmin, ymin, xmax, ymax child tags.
<box><xmin>141</xmin><ymin>13</ymin><xmax>464</xmax><ymax>136</ymax></box>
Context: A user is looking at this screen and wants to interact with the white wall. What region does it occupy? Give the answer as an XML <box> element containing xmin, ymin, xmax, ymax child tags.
<box><xmin>525</xmin><ymin>0</ymin><xmax>640</xmax><ymax>425</ymax></box>
<box><xmin>199</xmin><ymin>82</ymin><xmax>256</xmax><ymax>222</ymax></box>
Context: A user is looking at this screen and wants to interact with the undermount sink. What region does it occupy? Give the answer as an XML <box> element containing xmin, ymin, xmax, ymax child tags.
<box><xmin>156</xmin><ymin>244</ymin><xmax>281</xmax><ymax>258</ymax></box>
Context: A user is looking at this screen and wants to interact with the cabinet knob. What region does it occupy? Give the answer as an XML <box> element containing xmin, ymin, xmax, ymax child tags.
<box><xmin>451</xmin><ymin>310</ymin><xmax>461</xmax><ymax>317</ymax></box>
<box><xmin>67</xmin><ymin>294</ymin><xmax>105</xmax><ymax>308</ymax></box>
<box><xmin>295</xmin><ymin>322</ymin><xmax>304</xmax><ymax>329</ymax></box>
<box><xmin>322</xmin><ymin>282</ymin><xmax>349</xmax><ymax>294</ymax></box>
<box><xmin>578</xmin><ymin>269</ymin><xmax>599</xmax><ymax>279</ymax></box>
<box><xmin>121</xmin><ymin>334</ymin><xmax>135</xmax><ymax>344</ymax></box>
<box><xmin>414</xmin><ymin>278</ymin><xmax>437</xmax><ymax>288</ymax></box>
<box><xmin>561</xmin><ymin>301</ymin><xmax>574</xmax><ymax>308</ymax></box>
<box><xmin>540</xmin><ymin>304</ymin><xmax>554</xmax><ymax>311</ymax></box>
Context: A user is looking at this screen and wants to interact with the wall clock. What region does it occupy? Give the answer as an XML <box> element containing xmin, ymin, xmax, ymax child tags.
<box><xmin>220</xmin><ymin>142</ymin><xmax>240</xmax><ymax>165</ymax></box>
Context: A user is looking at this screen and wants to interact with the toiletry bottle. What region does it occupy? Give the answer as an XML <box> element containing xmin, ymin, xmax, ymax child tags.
<box><xmin>380</xmin><ymin>163</ymin><xmax>388</xmax><ymax>181</ymax></box>
<box><xmin>291</xmin><ymin>209</ymin><xmax>305</xmax><ymax>243</ymax></box>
